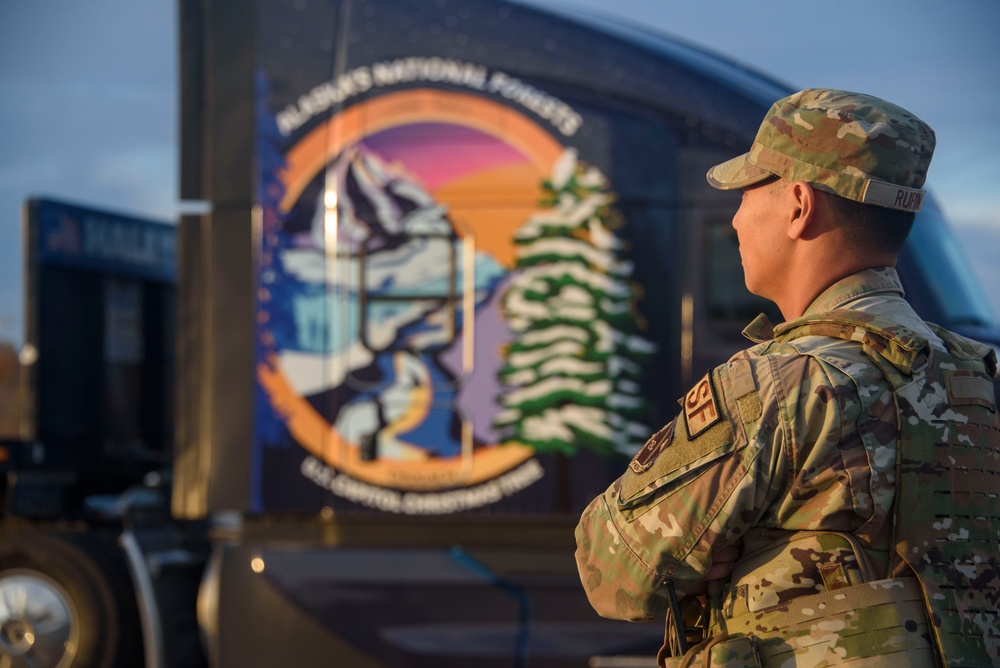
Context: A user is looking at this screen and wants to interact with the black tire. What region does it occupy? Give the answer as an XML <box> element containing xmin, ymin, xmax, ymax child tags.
<box><xmin>0</xmin><ymin>528</ymin><xmax>144</xmax><ymax>668</ymax></box>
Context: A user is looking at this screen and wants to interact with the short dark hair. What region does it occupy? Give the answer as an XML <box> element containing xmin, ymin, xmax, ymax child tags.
<box><xmin>823</xmin><ymin>191</ymin><xmax>915</xmax><ymax>256</ymax></box>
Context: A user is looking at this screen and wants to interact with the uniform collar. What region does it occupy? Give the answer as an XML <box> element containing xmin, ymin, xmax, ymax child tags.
<box><xmin>742</xmin><ymin>267</ymin><xmax>905</xmax><ymax>344</ymax></box>
<box><xmin>801</xmin><ymin>267</ymin><xmax>904</xmax><ymax>316</ymax></box>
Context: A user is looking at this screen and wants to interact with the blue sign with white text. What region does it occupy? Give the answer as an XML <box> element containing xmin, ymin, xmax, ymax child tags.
<box><xmin>33</xmin><ymin>199</ymin><xmax>176</xmax><ymax>283</ymax></box>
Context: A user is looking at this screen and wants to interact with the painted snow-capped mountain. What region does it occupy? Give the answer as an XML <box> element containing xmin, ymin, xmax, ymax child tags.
<box><xmin>274</xmin><ymin>145</ymin><xmax>506</xmax><ymax>456</ymax></box>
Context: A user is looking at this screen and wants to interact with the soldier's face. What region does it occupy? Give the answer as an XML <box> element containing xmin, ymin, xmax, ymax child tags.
<box><xmin>732</xmin><ymin>178</ymin><xmax>790</xmax><ymax>300</ymax></box>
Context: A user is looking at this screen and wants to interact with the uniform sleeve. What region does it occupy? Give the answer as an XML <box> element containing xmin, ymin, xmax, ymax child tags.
<box><xmin>574</xmin><ymin>355</ymin><xmax>779</xmax><ymax>621</ymax></box>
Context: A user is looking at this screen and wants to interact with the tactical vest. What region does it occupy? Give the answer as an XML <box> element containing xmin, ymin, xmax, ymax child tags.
<box><xmin>665</xmin><ymin>310</ymin><xmax>1000</xmax><ymax>668</ymax></box>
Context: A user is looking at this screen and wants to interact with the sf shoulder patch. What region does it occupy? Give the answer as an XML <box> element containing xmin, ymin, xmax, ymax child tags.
<box><xmin>684</xmin><ymin>373</ymin><xmax>721</xmax><ymax>438</ymax></box>
<box><xmin>629</xmin><ymin>420</ymin><xmax>676</xmax><ymax>474</ymax></box>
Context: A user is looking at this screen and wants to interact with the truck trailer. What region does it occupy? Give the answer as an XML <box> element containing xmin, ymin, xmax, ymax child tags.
<box><xmin>2</xmin><ymin>1</ymin><xmax>998</xmax><ymax>666</ymax></box>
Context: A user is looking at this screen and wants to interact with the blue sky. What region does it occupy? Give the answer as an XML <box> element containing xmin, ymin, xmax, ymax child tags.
<box><xmin>1</xmin><ymin>0</ymin><xmax>998</xmax><ymax>343</ymax></box>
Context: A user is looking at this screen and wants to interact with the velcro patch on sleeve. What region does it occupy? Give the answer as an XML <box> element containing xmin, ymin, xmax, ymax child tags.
<box><xmin>628</xmin><ymin>420</ymin><xmax>676</xmax><ymax>474</ymax></box>
<box><xmin>730</xmin><ymin>357</ymin><xmax>762</xmax><ymax>423</ymax></box>
<box><xmin>619</xmin><ymin>414</ymin><xmax>735</xmax><ymax>504</ymax></box>
<box><xmin>618</xmin><ymin>369</ymin><xmax>741</xmax><ymax>507</ymax></box>
<box><xmin>684</xmin><ymin>373</ymin><xmax>722</xmax><ymax>438</ymax></box>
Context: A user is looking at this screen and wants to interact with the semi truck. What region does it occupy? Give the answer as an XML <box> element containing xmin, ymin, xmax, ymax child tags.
<box><xmin>2</xmin><ymin>0</ymin><xmax>998</xmax><ymax>666</ymax></box>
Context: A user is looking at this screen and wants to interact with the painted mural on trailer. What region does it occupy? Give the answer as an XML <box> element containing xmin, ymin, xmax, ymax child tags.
<box><xmin>255</xmin><ymin>57</ymin><xmax>655</xmax><ymax>514</ymax></box>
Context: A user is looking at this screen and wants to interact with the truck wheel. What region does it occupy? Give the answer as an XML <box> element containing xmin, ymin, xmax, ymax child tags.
<box><xmin>0</xmin><ymin>530</ymin><xmax>143</xmax><ymax>668</ymax></box>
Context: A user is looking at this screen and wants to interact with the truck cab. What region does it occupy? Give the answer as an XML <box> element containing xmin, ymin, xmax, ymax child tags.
<box><xmin>1</xmin><ymin>1</ymin><xmax>996</xmax><ymax>666</ymax></box>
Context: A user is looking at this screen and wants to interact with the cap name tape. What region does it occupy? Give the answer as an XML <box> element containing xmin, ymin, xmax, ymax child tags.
<box><xmin>862</xmin><ymin>180</ymin><xmax>925</xmax><ymax>212</ymax></box>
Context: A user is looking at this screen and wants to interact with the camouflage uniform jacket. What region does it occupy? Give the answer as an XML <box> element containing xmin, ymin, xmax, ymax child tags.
<box><xmin>574</xmin><ymin>266</ymin><xmax>989</xmax><ymax>623</ymax></box>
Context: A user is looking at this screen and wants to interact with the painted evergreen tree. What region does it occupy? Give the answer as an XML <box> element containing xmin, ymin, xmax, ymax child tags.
<box><xmin>494</xmin><ymin>148</ymin><xmax>656</xmax><ymax>456</ymax></box>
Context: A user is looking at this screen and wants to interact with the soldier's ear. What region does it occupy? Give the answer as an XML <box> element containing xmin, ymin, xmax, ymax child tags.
<box><xmin>786</xmin><ymin>181</ymin><xmax>816</xmax><ymax>241</ymax></box>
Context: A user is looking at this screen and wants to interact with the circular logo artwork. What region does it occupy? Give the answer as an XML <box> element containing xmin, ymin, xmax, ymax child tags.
<box><xmin>256</xmin><ymin>88</ymin><xmax>653</xmax><ymax>513</ymax></box>
<box><xmin>259</xmin><ymin>89</ymin><xmax>562</xmax><ymax>506</ymax></box>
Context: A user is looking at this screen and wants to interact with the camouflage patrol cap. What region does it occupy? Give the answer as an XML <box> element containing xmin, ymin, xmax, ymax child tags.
<box><xmin>706</xmin><ymin>88</ymin><xmax>936</xmax><ymax>212</ymax></box>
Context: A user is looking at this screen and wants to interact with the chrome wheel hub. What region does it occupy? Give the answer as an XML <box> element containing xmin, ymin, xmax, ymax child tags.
<box><xmin>0</xmin><ymin>571</ymin><xmax>78</xmax><ymax>667</ymax></box>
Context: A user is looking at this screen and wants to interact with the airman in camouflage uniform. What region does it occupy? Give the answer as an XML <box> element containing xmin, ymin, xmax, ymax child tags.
<box><xmin>575</xmin><ymin>89</ymin><xmax>1000</xmax><ymax>666</ymax></box>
